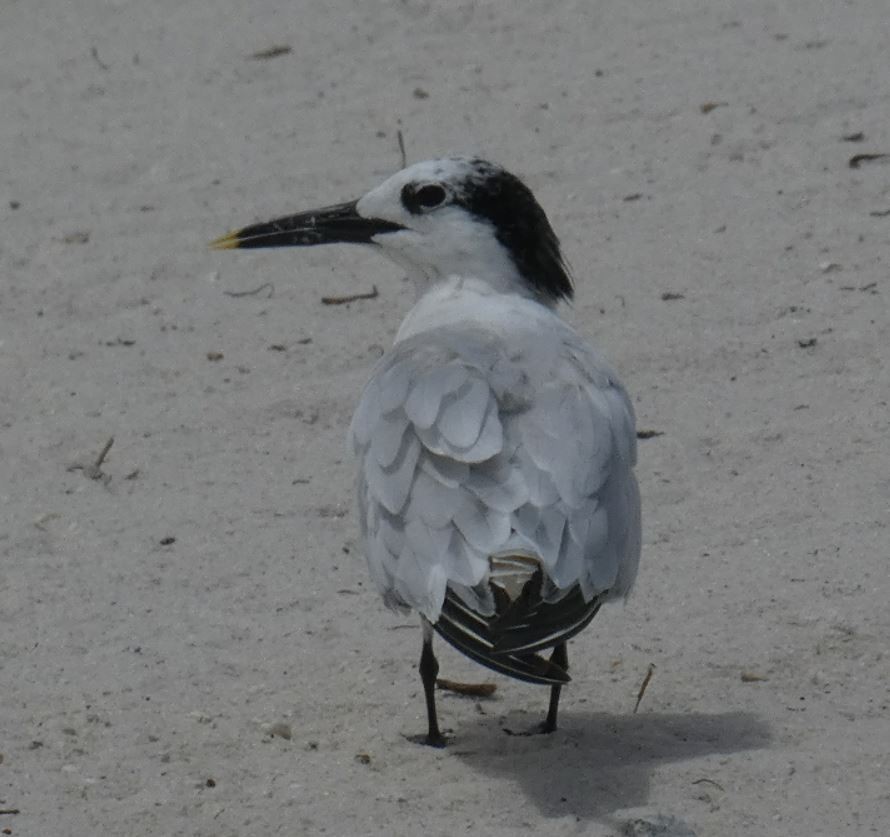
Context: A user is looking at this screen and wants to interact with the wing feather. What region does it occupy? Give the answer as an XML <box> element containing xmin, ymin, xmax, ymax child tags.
<box><xmin>370</xmin><ymin>410</ymin><xmax>410</xmax><ymax>468</ymax></box>
<box><xmin>464</xmin><ymin>453</ymin><xmax>529</xmax><ymax>513</ymax></box>
<box><xmin>406</xmin><ymin>468</ymin><xmax>464</xmax><ymax>528</ymax></box>
<box><xmin>362</xmin><ymin>431</ymin><xmax>420</xmax><ymax>515</ymax></box>
<box><xmin>437</xmin><ymin>378</ymin><xmax>491</xmax><ymax>448</ymax></box>
<box><xmin>453</xmin><ymin>496</ymin><xmax>512</xmax><ymax>555</ymax></box>
<box><xmin>404</xmin><ymin>364</ymin><xmax>467</xmax><ymax>428</ymax></box>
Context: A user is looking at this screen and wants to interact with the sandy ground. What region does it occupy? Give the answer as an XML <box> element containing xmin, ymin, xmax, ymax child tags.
<box><xmin>2</xmin><ymin>1</ymin><xmax>889</xmax><ymax>835</ymax></box>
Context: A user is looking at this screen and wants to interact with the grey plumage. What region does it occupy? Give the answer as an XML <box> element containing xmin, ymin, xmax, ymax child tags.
<box><xmin>351</xmin><ymin>316</ymin><xmax>640</xmax><ymax>626</ymax></box>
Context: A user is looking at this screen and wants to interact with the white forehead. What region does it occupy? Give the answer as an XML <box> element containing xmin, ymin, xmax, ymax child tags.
<box><xmin>385</xmin><ymin>157</ymin><xmax>480</xmax><ymax>189</ymax></box>
<box><xmin>356</xmin><ymin>157</ymin><xmax>481</xmax><ymax>219</ymax></box>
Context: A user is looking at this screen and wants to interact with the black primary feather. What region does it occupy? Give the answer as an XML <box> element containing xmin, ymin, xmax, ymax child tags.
<box><xmin>433</xmin><ymin>573</ymin><xmax>607</xmax><ymax>686</ymax></box>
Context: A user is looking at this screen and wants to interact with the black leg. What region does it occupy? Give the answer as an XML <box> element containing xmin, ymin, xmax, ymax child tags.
<box><xmin>418</xmin><ymin>631</ymin><xmax>447</xmax><ymax>748</ymax></box>
<box><xmin>502</xmin><ymin>642</ymin><xmax>569</xmax><ymax>737</ymax></box>
<box><xmin>542</xmin><ymin>642</ymin><xmax>568</xmax><ymax>733</ymax></box>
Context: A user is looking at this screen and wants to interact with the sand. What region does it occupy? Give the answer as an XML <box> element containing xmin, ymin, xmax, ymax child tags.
<box><xmin>2</xmin><ymin>1</ymin><xmax>888</xmax><ymax>835</ymax></box>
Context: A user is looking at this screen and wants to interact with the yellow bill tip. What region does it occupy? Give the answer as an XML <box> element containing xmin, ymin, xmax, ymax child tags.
<box><xmin>209</xmin><ymin>231</ymin><xmax>241</xmax><ymax>250</ymax></box>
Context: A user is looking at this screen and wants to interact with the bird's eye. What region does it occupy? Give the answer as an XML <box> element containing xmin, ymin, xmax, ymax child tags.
<box><xmin>402</xmin><ymin>183</ymin><xmax>448</xmax><ymax>214</ymax></box>
<box><xmin>415</xmin><ymin>184</ymin><xmax>446</xmax><ymax>207</ymax></box>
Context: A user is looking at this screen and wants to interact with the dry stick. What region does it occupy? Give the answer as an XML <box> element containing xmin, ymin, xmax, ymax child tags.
<box><xmin>321</xmin><ymin>285</ymin><xmax>378</xmax><ymax>305</ymax></box>
<box><xmin>633</xmin><ymin>663</ymin><xmax>656</xmax><ymax>714</ymax></box>
<box><xmin>397</xmin><ymin>130</ymin><xmax>407</xmax><ymax>168</ymax></box>
<box><xmin>90</xmin><ymin>46</ymin><xmax>109</xmax><ymax>71</ymax></box>
<box><xmin>849</xmin><ymin>152</ymin><xmax>890</xmax><ymax>169</ymax></box>
<box><xmin>94</xmin><ymin>437</ymin><xmax>114</xmax><ymax>469</ymax></box>
<box><xmin>83</xmin><ymin>437</ymin><xmax>114</xmax><ymax>480</ymax></box>
<box><xmin>250</xmin><ymin>45</ymin><xmax>292</xmax><ymax>60</ymax></box>
<box><xmin>692</xmin><ymin>777</ymin><xmax>725</xmax><ymax>792</ymax></box>
<box><xmin>436</xmin><ymin>678</ymin><xmax>497</xmax><ymax>698</ymax></box>
<box><xmin>223</xmin><ymin>282</ymin><xmax>274</xmax><ymax>298</ymax></box>
<box><xmin>0</xmin><ymin>809</ymin><xmax>21</xmax><ymax>815</ymax></box>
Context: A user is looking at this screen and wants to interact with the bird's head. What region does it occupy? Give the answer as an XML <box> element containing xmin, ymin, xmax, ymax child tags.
<box><xmin>212</xmin><ymin>157</ymin><xmax>572</xmax><ymax>305</ymax></box>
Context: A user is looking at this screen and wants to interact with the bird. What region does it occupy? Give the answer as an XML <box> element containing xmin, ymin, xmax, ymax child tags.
<box><xmin>212</xmin><ymin>157</ymin><xmax>641</xmax><ymax>747</ymax></box>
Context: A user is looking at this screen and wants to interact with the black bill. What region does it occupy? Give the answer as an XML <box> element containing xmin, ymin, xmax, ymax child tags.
<box><xmin>211</xmin><ymin>200</ymin><xmax>403</xmax><ymax>250</ymax></box>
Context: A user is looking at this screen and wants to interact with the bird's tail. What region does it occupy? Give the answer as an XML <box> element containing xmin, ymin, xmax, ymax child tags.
<box><xmin>433</xmin><ymin>553</ymin><xmax>606</xmax><ymax>686</ymax></box>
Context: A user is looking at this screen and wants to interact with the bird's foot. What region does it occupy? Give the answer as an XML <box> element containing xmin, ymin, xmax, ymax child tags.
<box><xmin>405</xmin><ymin>731</ymin><xmax>449</xmax><ymax>748</ymax></box>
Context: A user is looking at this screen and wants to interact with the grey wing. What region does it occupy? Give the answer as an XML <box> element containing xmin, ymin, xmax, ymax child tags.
<box><xmin>350</xmin><ymin>329</ymin><xmax>640</xmax><ymax>629</ymax></box>
<box><xmin>350</xmin><ymin>339</ymin><xmax>504</xmax><ymax>619</ymax></box>
<box><xmin>550</xmin><ymin>340</ymin><xmax>640</xmax><ymax>602</ymax></box>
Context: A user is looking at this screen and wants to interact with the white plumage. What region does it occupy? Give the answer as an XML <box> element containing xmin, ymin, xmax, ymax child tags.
<box><xmin>213</xmin><ymin>156</ymin><xmax>642</xmax><ymax>746</ymax></box>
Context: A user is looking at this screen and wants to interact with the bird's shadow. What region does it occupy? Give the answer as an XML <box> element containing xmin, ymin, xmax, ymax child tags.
<box><xmin>446</xmin><ymin>710</ymin><xmax>770</xmax><ymax>820</ymax></box>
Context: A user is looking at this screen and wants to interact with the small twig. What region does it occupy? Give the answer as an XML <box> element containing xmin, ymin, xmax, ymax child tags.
<box><xmin>0</xmin><ymin>809</ymin><xmax>21</xmax><ymax>815</ymax></box>
<box><xmin>633</xmin><ymin>663</ymin><xmax>656</xmax><ymax>714</ymax></box>
<box><xmin>88</xmin><ymin>437</ymin><xmax>114</xmax><ymax>477</ymax></box>
<box><xmin>33</xmin><ymin>513</ymin><xmax>60</xmax><ymax>530</ymax></box>
<box><xmin>249</xmin><ymin>45</ymin><xmax>292</xmax><ymax>61</ymax></box>
<box><xmin>90</xmin><ymin>46</ymin><xmax>109</xmax><ymax>71</ymax></box>
<box><xmin>740</xmin><ymin>671</ymin><xmax>769</xmax><ymax>682</ymax></box>
<box><xmin>94</xmin><ymin>436</ymin><xmax>114</xmax><ymax>467</ymax></box>
<box><xmin>321</xmin><ymin>285</ymin><xmax>378</xmax><ymax>305</ymax></box>
<box><xmin>692</xmin><ymin>777</ymin><xmax>725</xmax><ymax>792</ymax></box>
<box><xmin>849</xmin><ymin>152</ymin><xmax>890</xmax><ymax>169</ymax></box>
<box><xmin>223</xmin><ymin>282</ymin><xmax>274</xmax><ymax>299</ymax></box>
<box><xmin>68</xmin><ymin>437</ymin><xmax>114</xmax><ymax>480</ymax></box>
<box><xmin>397</xmin><ymin>130</ymin><xmax>407</xmax><ymax>168</ymax></box>
<box><xmin>636</xmin><ymin>429</ymin><xmax>664</xmax><ymax>440</ymax></box>
<box><xmin>437</xmin><ymin>678</ymin><xmax>497</xmax><ymax>698</ymax></box>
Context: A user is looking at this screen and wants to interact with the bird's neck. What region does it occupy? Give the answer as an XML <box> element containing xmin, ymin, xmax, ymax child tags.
<box><xmin>383</xmin><ymin>246</ymin><xmax>550</xmax><ymax>307</ymax></box>
<box><xmin>394</xmin><ymin>275</ymin><xmax>563</xmax><ymax>345</ymax></box>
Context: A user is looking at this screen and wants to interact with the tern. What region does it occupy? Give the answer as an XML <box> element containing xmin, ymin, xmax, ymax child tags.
<box><xmin>212</xmin><ymin>157</ymin><xmax>641</xmax><ymax>747</ymax></box>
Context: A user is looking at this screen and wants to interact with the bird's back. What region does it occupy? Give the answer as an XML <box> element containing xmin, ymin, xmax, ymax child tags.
<box><xmin>350</xmin><ymin>283</ymin><xmax>640</xmax><ymax>683</ymax></box>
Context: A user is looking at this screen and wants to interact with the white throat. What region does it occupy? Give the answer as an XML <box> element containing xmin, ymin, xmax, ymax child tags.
<box><xmin>383</xmin><ymin>246</ymin><xmax>537</xmax><ymax>304</ymax></box>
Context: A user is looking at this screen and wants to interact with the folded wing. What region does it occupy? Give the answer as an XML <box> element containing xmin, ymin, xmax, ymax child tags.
<box><xmin>351</xmin><ymin>326</ymin><xmax>640</xmax><ymax>683</ymax></box>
